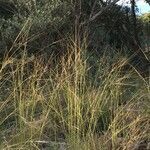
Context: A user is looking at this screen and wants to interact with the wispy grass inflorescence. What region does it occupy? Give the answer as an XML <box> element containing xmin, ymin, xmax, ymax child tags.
<box><xmin>0</xmin><ymin>40</ymin><xmax>149</xmax><ymax>149</ymax></box>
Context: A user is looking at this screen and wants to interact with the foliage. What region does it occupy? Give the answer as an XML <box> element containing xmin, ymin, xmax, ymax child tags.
<box><xmin>139</xmin><ymin>12</ymin><xmax>150</xmax><ymax>49</ymax></box>
<box><xmin>0</xmin><ymin>0</ymin><xmax>149</xmax><ymax>56</ymax></box>
<box><xmin>145</xmin><ymin>0</ymin><xmax>150</xmax><ymax>5</ymax></box>
<box><xmin>0</xmin><ymin>0</ymin><xmax>72</xmax><ymax>55</ymax></box>
<box><xmin>0</xmin><ymin>1</ymin><xmax>150</xmax><ymax>149</ymax></box>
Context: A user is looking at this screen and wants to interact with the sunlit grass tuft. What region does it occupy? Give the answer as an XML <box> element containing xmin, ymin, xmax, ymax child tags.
<box><xmin>0</xmin><ymin>42</ymin><xmax>149</xmax><ymax>149</ymax></box>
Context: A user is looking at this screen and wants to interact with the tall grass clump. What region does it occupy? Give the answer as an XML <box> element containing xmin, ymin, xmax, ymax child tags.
<box><xmin>0</xmin><ymin>38</ymin><xmax>150</xmax><ymax>149</ymax></box>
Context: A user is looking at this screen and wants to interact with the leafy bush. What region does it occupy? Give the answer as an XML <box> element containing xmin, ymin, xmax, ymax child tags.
<box><xmin>0</xmin><ymin>0</ymin><xmax>72</xmax><ymax>55</ymax></box>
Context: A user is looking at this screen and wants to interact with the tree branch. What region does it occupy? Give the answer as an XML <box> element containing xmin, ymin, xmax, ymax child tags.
<box><xmin>89</xmin><ymin>0</ymin><xmax>119</xmax><ymax>22</ymax></box>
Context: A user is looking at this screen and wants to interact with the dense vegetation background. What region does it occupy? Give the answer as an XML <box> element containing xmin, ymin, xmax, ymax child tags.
<box><xmin>0</xmin><ymin>0</ymin><xmax>150</xmax><ymax>149</ymax></box>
